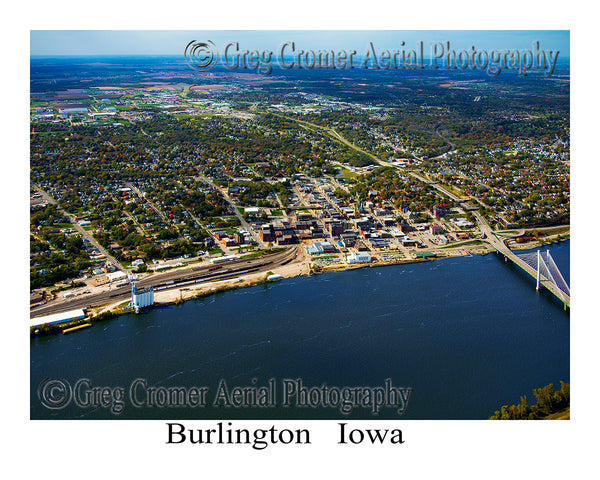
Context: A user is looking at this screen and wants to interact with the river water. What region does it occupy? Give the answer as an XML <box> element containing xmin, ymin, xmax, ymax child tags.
<box><xmin>30</xmin><ymin>241</ymin><xmax>570</xmax><ymax>420</ymax></box>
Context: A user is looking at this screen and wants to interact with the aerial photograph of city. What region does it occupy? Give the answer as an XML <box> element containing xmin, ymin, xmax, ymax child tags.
<box><xmin>29</xmin><ymin>30</ymin><xmax>571</xmax><ymax>422</ymax></box>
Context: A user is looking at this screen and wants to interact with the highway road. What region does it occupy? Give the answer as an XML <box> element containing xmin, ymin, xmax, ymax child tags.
<box><xmin>408</xmin><ymin>171</ymin><xmax>467</xmax><ymax>204</ymax></box>
<box><xmin>429</xmin><ymin>123</ymin><xmax>458</xmax><ymax>159</ymax></box>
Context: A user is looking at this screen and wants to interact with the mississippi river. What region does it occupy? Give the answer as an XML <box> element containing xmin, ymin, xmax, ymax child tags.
<box><xmin>30</xmin><ymin>241</ymin><xmax>569</xmax><ymax>419</ymax></box>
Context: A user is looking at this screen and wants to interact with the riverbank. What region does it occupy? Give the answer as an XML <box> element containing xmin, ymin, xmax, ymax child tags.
<box><xmin>31</xmin><ymin>232</ymin><xmax>569</xmax><ymax>336</ymax></box>
<box><xmin>30</xmin><ymin>250</ymin><xmax>435</xmax><ymax>337</ymax></box>
<box><xmin>138</xmin><ymin>231</ymin><xmax>566</xmax><ymax>314</ymax></box>
<box><xmin>93</xmin><ymin>252</ymin><xmax>445</xmax><ymax>318</ymax></box>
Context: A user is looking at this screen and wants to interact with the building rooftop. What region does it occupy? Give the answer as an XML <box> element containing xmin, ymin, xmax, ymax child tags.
<box><xmin>30</xmin><ymin>308</ymin><xmax>86</xmax><ymax>328</ymax></box>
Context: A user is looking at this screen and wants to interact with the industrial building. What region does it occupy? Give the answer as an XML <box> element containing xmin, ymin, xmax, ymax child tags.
<box><xmin>60</xmin><ymin>108</ymin><xmax>89</xmax><ymax>115</ymax></box>
<box><xmin>308</xmin><ymin>241</ymin><xmax>336</xmax><ymax>255</ymax></box>
<box><xmin>132</xmin><ymin>283</ymin><xmax>154</xmax><ymax>312</ymax></box>
<box><xmin>211</xmin><ymin>254</ymin><xmax>240</xmax><ymax>264</ymax></box>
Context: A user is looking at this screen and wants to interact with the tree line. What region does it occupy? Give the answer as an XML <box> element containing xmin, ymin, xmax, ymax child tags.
<box><xmin>490</xmin><ymin>382</ymin><xmax>569</xmax><ymax>420</ymax></box>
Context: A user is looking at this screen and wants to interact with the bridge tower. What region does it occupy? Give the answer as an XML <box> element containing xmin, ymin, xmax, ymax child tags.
<box><xmin>528</xmin><ymin>248</ymin><xmax>569</xmax><ymax>310</ymax></box>
<box><xmin>536</xmin><ymin>250</ymin><xmax>540</xmax><ymax>291</ymax></box>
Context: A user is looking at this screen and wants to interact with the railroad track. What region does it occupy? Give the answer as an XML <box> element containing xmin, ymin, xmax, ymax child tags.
<box><xmin>31</xmin><ymin>247</ymin><xmax>300</xmax><ymax>318</ymax></box>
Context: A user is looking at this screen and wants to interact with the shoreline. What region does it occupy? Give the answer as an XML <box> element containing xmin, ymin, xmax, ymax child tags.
<box><xmin>30</xmin><ymin>235</ymin><xmax>569</xmax><ymax>337</ymax></box>
<box><xmin>125</xmin><ymin>233</ymin><xmax>568</xmax><ymax>313</ymax></box>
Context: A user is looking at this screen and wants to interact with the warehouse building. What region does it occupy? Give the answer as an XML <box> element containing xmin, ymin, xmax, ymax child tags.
<box><xmin>30</xmin><ymin>308</ymin><xmax>87</xmax><ymax>328</ymax></box>
<box><xmin>308</xmin><ymin>241</ymin><xmax>336</xmax><ymax>255</ymax></box>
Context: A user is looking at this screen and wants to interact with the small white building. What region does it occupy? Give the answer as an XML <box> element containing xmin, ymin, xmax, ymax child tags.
<box><xmin>107</xmin><ymin>271</ymin><xmax>127</xmax><ymax>283</ymax></box>
<box><xmin>347</xmin><ymin>251</ymin><xmax>372</xmax><ymax>264</ymax></box>
<box><xmin>388</xmin><ymin>228</ymin><xmax>406</xmax><ymax>238</ymax></box>
<box><xmin>453</xmin><ymin>218</ymin><xmax>475</xmax><ymax>229</ymax></box>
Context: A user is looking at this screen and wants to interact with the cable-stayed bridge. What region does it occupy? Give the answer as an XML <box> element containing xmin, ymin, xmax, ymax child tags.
<box><xmin>472</xmin><ymin>212</ymin><xmax>570</xmax><ymax>309</ymax></box>
<box><xmin>517</xmin><ymin>250</ymin><xmax>570</xmax><ymax>305</ymax></box>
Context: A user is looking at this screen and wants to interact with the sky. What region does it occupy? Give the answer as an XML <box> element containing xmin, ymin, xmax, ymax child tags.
<box><xmin>30</xmin><ymin>30</ymin><xmax>570</xmax><ymax>57</ymax></box>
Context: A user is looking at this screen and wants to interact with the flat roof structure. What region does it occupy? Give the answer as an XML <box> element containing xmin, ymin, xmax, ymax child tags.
<box><xmin>30</xmin><ymin>308</ymin><xmax>86</xmax><ymax>328</ymax></box>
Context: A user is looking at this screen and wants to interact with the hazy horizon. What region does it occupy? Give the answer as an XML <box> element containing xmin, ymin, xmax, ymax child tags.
<box><xmin>30</xmin><ymin>30</ymin><xmax>570</xmax><ymax>57</ymax></box>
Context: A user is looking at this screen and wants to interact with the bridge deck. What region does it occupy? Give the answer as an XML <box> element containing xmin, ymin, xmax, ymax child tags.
<box><xmin>493</xmin><ymin>241</ymin><xmax>570</xmax><ymax>307</ymax></box>
<box><xmin>470</xmin><ymin>212</ymin><xmax>569</xmax><ymax>308</ymax></box>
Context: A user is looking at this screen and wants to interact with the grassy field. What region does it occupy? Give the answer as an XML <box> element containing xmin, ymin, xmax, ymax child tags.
<box><xmin>240</xmin><ymin>248</ymin><xmax>285</xmax><ymax>259</ymax></box>
<box><xmin>438</xmin><ymin>182</ymin><xmax>470</xmax><ymax>199</ymax></box>
<box><xmin>441</xmin><ymin>240</ymin><xmax>483</xmax><ymax>249</ymax></box>
<box><xmin>336</xmin><ymin>168</ymin><xmax>360</xmax><ymax>179</ymax></box>
<box><xmin>535</xmin><ymin>226</ymin><xmax>570</xmax><ymax>236</ymax></box>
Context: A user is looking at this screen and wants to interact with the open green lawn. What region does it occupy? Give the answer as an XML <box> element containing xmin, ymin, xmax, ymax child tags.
<box><xmin>240</xmin><ymin>248</ymin><xmax>284</xmax><ymax>259</ymax></box>
<box><xmin>539</xmin><ymin>226</ymin><xmax>570</xmax><ymax>236</ymax></box>
<box><xmin>441</xmin><ymin>240</ymin><xmax>483</xmax><ymax>249</ymax></box>
<box><xmin>336</xmin><ymin>168</ymin><xmax>360</xmax><ymax>179</ymax></box>
<box><xmin>438</xmin><ymin>182</ymin><xmax>470</xmax><ymax>199</ymax></box>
